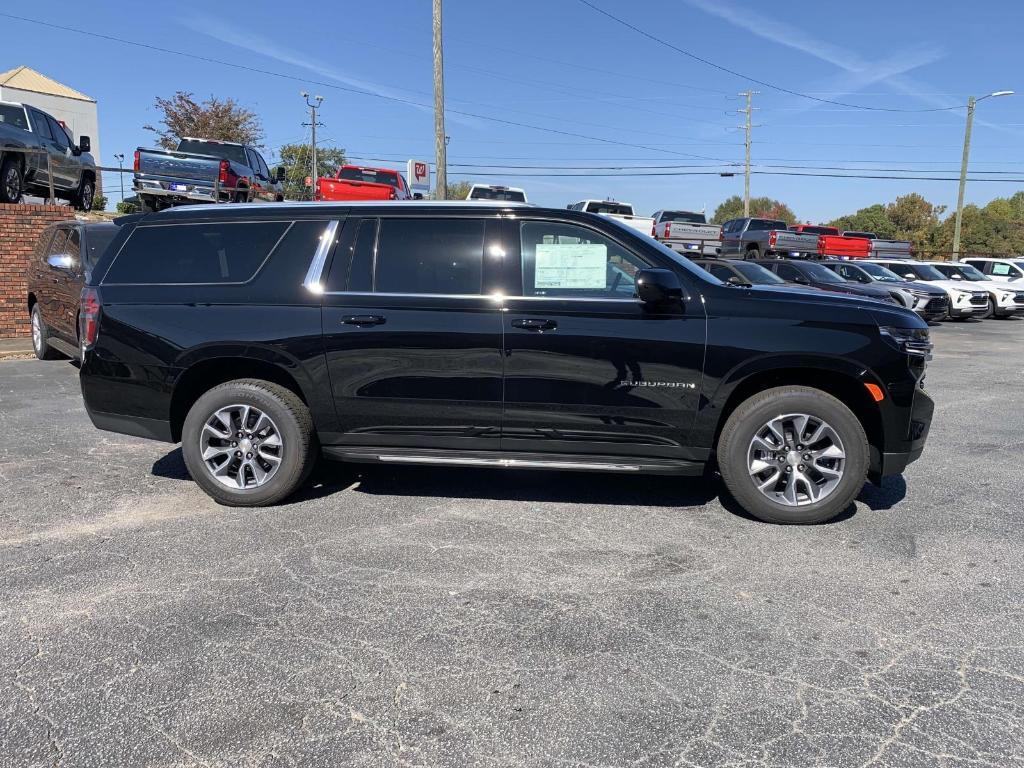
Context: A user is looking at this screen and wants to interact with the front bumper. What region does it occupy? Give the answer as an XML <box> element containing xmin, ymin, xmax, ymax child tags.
<box><xmin>993</xmin><ymin>303</ymin><xmax>1024</xmax><ymax>318</ymax></box>
<box><xmin>869</xmin><ymin>386</ymin><xmax>934</xmax><ymax>482</ymax></box>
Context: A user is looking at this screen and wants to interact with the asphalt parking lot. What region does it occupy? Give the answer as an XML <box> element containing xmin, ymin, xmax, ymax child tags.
<box><xmin>1</xmin><ymin>319</ymin><xmax>1023</xmax><ymax>767</ymax></box>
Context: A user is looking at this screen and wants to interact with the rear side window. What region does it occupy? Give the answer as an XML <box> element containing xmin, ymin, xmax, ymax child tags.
<box><xmin>326</xmin><ymin>218</ymin><xmax>376</xmax><ymax>292</ymax></box>
<box><xmin>104</xmin><ymin>221</ymin><xmax>290</xmax><ymax>284</ymax></box>
<box><xmin>30</xmin><ymin>110</ymin><xmax>53</xmax><ymax>140</ymax></box>
<box><xmin>0</xmin><ymin>104</ymin><xmax>28</xmax><ymax>130</ymax></box>
<box><xmin>775</xmin><ymin>263</ymin><xmax>802</xmax><ymax>281</ymax></box>
<box><xmin>46</xmin><ymin>229</ymin><xmax>70</xmax><ymax>259</ymax></box>
<box><xmin>374</xmin><ymin>218</ymin><xmax>484</xmax><ymax>295</ymax></box>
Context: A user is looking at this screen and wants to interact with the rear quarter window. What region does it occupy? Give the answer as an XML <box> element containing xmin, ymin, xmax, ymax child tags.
<box><xmin>102</xmin><ymin>221</ymin><xmax>291</xmax><ymax>285</ymax></box>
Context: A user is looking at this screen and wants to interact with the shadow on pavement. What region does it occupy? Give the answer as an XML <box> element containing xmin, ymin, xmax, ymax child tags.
<box><xmin>856</xmin><ymin>474</ymin><xmax>908</xmax><ymax>511</ymax></box>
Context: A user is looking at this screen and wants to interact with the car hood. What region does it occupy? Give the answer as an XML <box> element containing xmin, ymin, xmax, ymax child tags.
<box><xmin>741</xmin><ymin>283</ymin><xmax>923</xmax><ymax>325</ymax></box>
<box><xmin>911</xmin><ymin>279</ymin><xmax>986</xmax><ymax>295</ymax></box>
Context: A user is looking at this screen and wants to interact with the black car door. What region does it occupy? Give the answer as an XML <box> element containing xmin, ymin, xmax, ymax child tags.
<box><xmin>40</xmin><ymin>227</ymin><xmax>78</xmax><ymax>340</ymax></box>
<box><xmin>499</xmin><ymin>217</ymin><xmax>706</xmax><ymax>461</ymax></box>
<box><xmin>320</xmin><ymin>214</ymin><xmax>506</xmax><ymax>451</ymax></box>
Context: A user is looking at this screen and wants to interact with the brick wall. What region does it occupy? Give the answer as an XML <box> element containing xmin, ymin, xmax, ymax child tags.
<box><xmin>0</xmin><ymin>204</ymin><xmax>76</xmax><ymax>338</ymax></box>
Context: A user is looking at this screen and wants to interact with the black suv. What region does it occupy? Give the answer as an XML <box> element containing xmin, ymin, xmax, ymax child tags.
<box><xmin>78</xmin><ymin>202</ymin><xmax>934</xmax><ymax>524</ymax></box>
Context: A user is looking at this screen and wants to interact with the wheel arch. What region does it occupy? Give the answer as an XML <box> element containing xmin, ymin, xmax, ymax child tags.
<box><xmin>702</xmin><ymin>360</ymin><xmax>885</xmax><ymax>473</ymax></box>
<box><xmin>168</xmin><ymin>356</ymin><xmax>313</xmax><ymax>443</ymax></box>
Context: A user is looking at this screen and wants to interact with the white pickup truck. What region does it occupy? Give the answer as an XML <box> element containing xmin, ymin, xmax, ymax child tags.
<box><xmin>569</xmin><ymin>199</ymin><xmax>655</xmax><ymax>237</ymax></box>
<box><xmin>651</xmin><ymin>209</ymin><xmax>722</xmax><ymax>255</ymax></box>
<box><xmin>842</xmin><ymin>231</ymin><xmax>913</xmax><ymax>259</ymax></box>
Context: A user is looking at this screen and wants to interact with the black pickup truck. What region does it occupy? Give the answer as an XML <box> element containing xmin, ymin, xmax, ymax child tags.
<box><xmin>76</xmin><ymin>202</ymin><xmax>934</xmax><ymax>524</ymax></box>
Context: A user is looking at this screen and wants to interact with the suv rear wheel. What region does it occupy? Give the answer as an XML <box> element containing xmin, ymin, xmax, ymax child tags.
<box><xmin>30</xmin><ymin>305</ymin><xmax>61</xmax><ymax>360</ymax></box>
<box><xmin>717</xmin><ymin>386</ymin><xmax>869</xmax><ymax>524</ymax></box>
<box><xmin>181</xmin><ymin>379</ymin><xmax>316</xmax><ymax>506</ymax></box>
<box><xmin>1</xmin><ymin>157</ymin><xmax>23</xmax><ymax>204</ymax></box>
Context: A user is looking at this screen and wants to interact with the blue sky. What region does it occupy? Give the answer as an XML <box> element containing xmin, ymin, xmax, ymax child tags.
<box><xmin>4</xmin><ymin>0</ymin><xmax>1022</xmax><ymax>221</ymax></box>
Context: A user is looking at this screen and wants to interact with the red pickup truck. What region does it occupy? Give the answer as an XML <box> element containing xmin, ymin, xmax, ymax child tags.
<box><xmin>315</xmin><ymin>165</ymin><xmax>412</xmax><ymax>201</ymax></box>
<box><xmin>789</xmin><ymin>224</ymin><xmax>871</xmax><ymax>259</ymax></box>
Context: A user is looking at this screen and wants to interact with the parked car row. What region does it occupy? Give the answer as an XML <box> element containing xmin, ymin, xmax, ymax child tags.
<box><xmin>690</xmin><ymin>255</ymin><xmax>1024</xmax><ymax>322</ymax></box>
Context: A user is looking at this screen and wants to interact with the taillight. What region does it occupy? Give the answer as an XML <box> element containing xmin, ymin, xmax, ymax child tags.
<box><xmin>79</xmin><ymin>287</ymin><xmax>101</xmax><ymax>354</ymax></box>
<box><xmin>769</xmin><ymin>231</ymin><xmax>777</xmax><ymax>248</ymax></box>
<box><xmin>818</xmin><ymin>235</ymin><xmax>826</xmax><ymax>252</ymax></box>
<box><xmin>132</xmin><ymin>150</ymin><xmax>139</xmax><ymax>171</ymax></box>
<box><xmin>219</xmin><ymin>159</ymin><xmax>230</xmax><ymax>185</ymax></box>
<box><xmin>651</xmin><ymin>222</ymin><xmax>656</xmax><ymax>237</ymax></box>
<box><xmin>717</xmin><ymin>226</ymin><xmax>723</xmax><ymax>240</ymax></box>
<box><xmin>664</xmin><ymin>222</ymin><xmax>672</xmax><ymax>239</ymax></box>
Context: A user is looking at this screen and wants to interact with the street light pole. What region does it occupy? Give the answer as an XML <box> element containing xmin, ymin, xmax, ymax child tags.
<box><xmin>114</xmin><ymin>153</ymin><xmax>125</xmax><ymax>203</ymax></box>
<box><xmin>302</xmin><ymin>92</ymin><xmax>324</xmax><ymax>200</ymax></box>
<box><xmin>952</xmin><ymin>90</ymin><xmax>1013</xmax><ymax>259</ymax></box>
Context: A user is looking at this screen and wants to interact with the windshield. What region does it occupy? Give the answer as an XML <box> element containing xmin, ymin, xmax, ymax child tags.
<box><xmin>939</xmin><ymin>264</ymin><xmax>987</xmax><ymax>281</ymax></box>
<box><xmin>470</xmin><ymin>186</ymin><xmax>526</xmax><ymax>201</ymax></box>
<box><xmin>585</xmin><ymin>202</ymin><xmax>633</xmax><ymax>216</ymax></box>
<box><xmin>1015</xmin><ymin>261</ymin><xmax>1024</xmax><ymax>273</ymax></box>
<box><xmin>799</xmin><ymin>262</ymin><xmax>845</xmax><ymax>283</ymax></box>
<box><xmin>659</xmin><ymin>211</ymin><xmax>706</xmax><ymax>224</ymax></box>
<box><xmin>339</xmin><ymin>167</ymin><xmax>399</xmax><ymax>186</ymax></box>
<box><xmin>858</xmin><ymin>262</ymin><xmax>904</xmax><ymax>282</ymax></box>
<box><xmin>176</xmin><ymin>140</ymin><xmax>248</xmax><ymax>166</ymax></box>
<box><xmin>897</xmin><ymin>263</ymin><xmax>946</xmax><ymax>281</ymax></box>
<box><xmin>601</xmin><ymin>216</ymin><xmax>721</xmax><ymax>285</ymax></box>
<box><xmin>734</xmin><ymin>262</ymin><xmax>784</xmax><ymax>284</ymax></box>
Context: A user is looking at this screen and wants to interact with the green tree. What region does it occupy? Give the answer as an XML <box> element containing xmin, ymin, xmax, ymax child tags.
<box><xmin>144</xmin><ymin>92</ymin><xmax>263</xmax><ymax>150</ymax></box>
<box><xmin>828</xmin><ymin>204</ymin><xmax>895</xmax><ymax>238</ymax></box>
<box><xmin>274</xmin><ymin>143</ymin><xmax>347</xmax><ymax>201</ymax></box>
<box><xmin>711</xmin><ymin>195</ymin><xmax>797</xmax><ymax>224</ymax></box>
<box><xmin>444</xmin><ymin>181</ymin><xmax>474</xmax><ymax>200</ymax></box>
<box><xmin>886</xmin><ymin>193</ymin><xmax>945</xmax><ymax>247</ymax></box>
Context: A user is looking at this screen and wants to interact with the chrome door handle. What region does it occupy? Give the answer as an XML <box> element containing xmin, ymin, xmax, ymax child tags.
<box><xmin>341</xmin><ymin>314</ymin><xmax>386</xmax><ymax>326</ymax></box>
<box><xmin>511</xmin><ymin>318</ymin><xmax>557</xmax><ymax>332</ymax></box>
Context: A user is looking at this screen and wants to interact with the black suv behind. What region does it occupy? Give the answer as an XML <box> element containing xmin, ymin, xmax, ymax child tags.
<box><xmin>78</xmin><ymin>202</ymin><xmax>934</xmax><ymax>524</ymax></box>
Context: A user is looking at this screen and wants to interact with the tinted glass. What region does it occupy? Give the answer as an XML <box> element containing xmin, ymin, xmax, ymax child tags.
<box><xmin>327</xmin><ymin>218</ymin><xmax>376</xmax><ymax>292</ymax></box>
<box><xmin>583</xmin><ymin>202</ymin><xmax>633</xmax><ymax>216</ymax></box>
<box><xmin>84</xmin><ymin>227</ymin><xmax>117</xmax><ymax>270</ymax></box>
<box><xmin>793</xmin><ymin>225</ymin><xmax>836</xmax><ymax>235</ymax></box>
<box><xmin>66</xmin><ymin>228</ymin><xmax>82</xmax><ymax>268</ymax></box>
<box><xmin>176</xmin><ymin>140</ymin><xmax>249</xmax><ymax>166</ymax></box>
<box><xmin>470</xmin><ymin>187</ymin><xmax>527</xmax><ymax>202</ymax></box>
<box><xmin>658</xmin><ymin>211</ymin><xmax>706</xmax><ymax>224</ymax></box>
<box><xmin>747</xmin><ymin>220</ymin><xmax>769</xmax><ymax>231</ymax></box>
<box><xmin>339</xmin><ymin>167</ymin><xmax>399</xmax><ymax>187</ymax></box>
<box><xmin>0</xmin><ymin>104</ymin><xmax>28</xmax><ymax>130</ymax></box>
<box><xmin>858</xmin><ymin>262</ymin><xmax>902</xmax><ymax>281</ymax></box>
<box><xmin>104</xmin><ymin>221</ymin><xmax>290</xmax><ymax>284</ymax></box>
<box><xmin>46</xmin><ymin>229</ymin><xmax>70</xmax><ymax>258</ymax></box>
<box><xmin>775</xmin><ymin>263</ymin><xmax>801</xmax><ymax>281</ymax></box>
<box><xmin>375</xmin><ymin>218</ymin><xmax>484</xmax><ymax>295</ymax></box>
<box><xmin>802</xmin><ymin>262</ymin><xmax>844</xmax><ymax>283</ymax></box>
<box><xmin>773</xmin><ymin>221</ymin><xmax>788</xmax><ymax>229</ymax></box>
<box><xmin>708</xmin><ymin>264</ymin><xmax>735</xmax><ymax>281</ymax></box>
<box><xmin>520</xmin><ymin>220</ymin><xmax>650</xmax><ymax>298</ymax></box>
<box><xmin>906</xmin><ymin>264</ymin><xmax>946</xmax><ymax>280</ymax></box>
<box><xmin>844</xmin><ymin>231</ymin><xmax>876</xmax><ymax>239</ymax></box>
<box><xmin>30</xmin><ymin>110</ymin><xmax>52</xmax><ymax>140</ymax></box>
<box><xmin>734</xmin><ymin>262</ymin><xmax>784</xmax><ymax>284</ymax></box>
<box><xmin>1014</xmin><ymin>262</ymin><xmax>1024</xmax><ymax>273</ymax></box>
<box><xmin>47</xmin><ymin>118</ymin><xmax>69</xmax><ymax>149</ymax></box>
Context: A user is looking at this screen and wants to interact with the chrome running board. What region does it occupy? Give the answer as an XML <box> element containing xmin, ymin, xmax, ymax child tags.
<box><xmin>376</xmin><ymin>455</ymin><xmax>641</xmax><ymax>472</ymax></box>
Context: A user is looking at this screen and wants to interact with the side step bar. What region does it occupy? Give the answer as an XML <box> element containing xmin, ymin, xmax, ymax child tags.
<box><xmin>322</xmin><ymin>447</ymin><xmax>704</xmax><ymax>476</ymax></box>
<box><xmin>48</xmin><ymin>337</ymin><xmax>79</xmax><ymax>360</ymax></box>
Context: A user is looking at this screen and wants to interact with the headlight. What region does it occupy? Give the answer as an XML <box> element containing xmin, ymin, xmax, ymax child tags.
<box><xmin>952</xmin><ymin>291</ymin><xmax>970</xmax><ymax>303</ymax></box>
<box><xmin>1000</xmin><ymin>292</ymin><xmax>1014</xmax><ymax>302</ymax></box>
<box><xmin>879</xmin><ymin>326</ymin><xmax>933</xmax><ymax>358</ymax></box>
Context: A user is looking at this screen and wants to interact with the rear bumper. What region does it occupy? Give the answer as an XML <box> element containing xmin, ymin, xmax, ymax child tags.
<box><xmin>134</xmin><ymin>178</ymin><xmax>222</xmax><ymax>203</ymax></box>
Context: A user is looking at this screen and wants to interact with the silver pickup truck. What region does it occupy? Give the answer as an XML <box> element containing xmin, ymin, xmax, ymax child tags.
<box><xmin>842</xmin><ymin>231</ymin><xmax>913</xmax><ymax>259</ymax></box>
<box><xmin>133</xmin><ymin>138</ymin><xmax>285</xmax><ymax>212</ymax></box>
<box><xmin>0</xmin><ymin>100</ymin><xmax>97</xmax><ymax>209</ymax></box>
<box><xmin>651</xmin><ymin>210</ymin><xmax>722</xmax><ymax>255</ymax></box>
<box><xmin>720</xmin><ymin>217</ymin><xmax>819</xmax><ymax>259</ymax></box>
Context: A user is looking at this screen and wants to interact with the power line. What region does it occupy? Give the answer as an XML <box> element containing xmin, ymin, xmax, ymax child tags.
<box><xmin>0</xmin><ymin>11</ymin><xmax>726</xmax><ymax>162</ymax></box>
<box><xmin>575</xmin><ymin>0</ymin><xmax>966</xmax><ymax>114</ymax></box>
<box><xmin>448</xmin><ymin>169</ymin><xmax>1024</xmax><ymax>182</ymax></box>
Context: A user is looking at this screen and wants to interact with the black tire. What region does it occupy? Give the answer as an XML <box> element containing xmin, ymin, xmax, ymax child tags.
<box><xmin>717</xmin><ymin>386</ymin><xmax>869</xmax><ymax>524</ymax></box>
<box><xmin>982</xmin><ymin>298</ymin><xmax>995</xmax><ymax>319</ymax></box>
<box><xmin>181</xmin><ymin>379</ymin><xmax>317</xmax><ymax>507</ymax></box>
<box><xmin>140</xmin><ymin>196</ymin><xmax>158</xmax><ymax>214</ymax></box>
<box><xmin>71</xmin><ymin>175</ymin><xmax>95</xmax><ymax>211</ymax></box>
<box><xmin>234</xmin><ymin>189</ymin><xmax>248</xmax><ymax>204</ymax></box>
<box><xmin>745</xmin><ymin>246</ymin><xmax>760</xmax><ymax>261</ymax></box>
<box><xmin>30</xmin><ymin>305</ymin><xmax>62</xmax><ymax>360</ymax></box>
<box><xmin>1</xmin><ymin>156</ymin><xmax>23</xmax><ymax>204</ymax></box>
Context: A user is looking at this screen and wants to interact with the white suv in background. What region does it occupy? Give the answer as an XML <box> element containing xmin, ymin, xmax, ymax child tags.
<box><xmin>961</xmin><ymin>257</ymin><xmax>1024</xmax><ymax>284</ymax></box>
<box><xmin>466</xmin><ymin>184</ymin><xmax>528</xmax><ymax>203</ymax></box>
<box><xmin>867</xmin><ymin>259</ymin><xmax>990</xmax><ymax>320</ymax></box>
<box><xmin>929</xmin><ymin>261</ymin><xmax>1024</xmax><ymax>319</ymax></box>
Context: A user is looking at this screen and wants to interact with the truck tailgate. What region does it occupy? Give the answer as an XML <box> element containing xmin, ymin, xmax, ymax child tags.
<box><xmin>872</xmin><ymin>240</ymin><xmax>913</xmax><ymax>259</ymax></box>
<box><xmin>666</xmin><ymin>222</ymin><xmax>721</xmax><ymax>242</ymax></box>
<box><xmin>772</xmin><ymin>230</ymin><xmax>819</xmax><ymax>253</ymax></box>
<box><xmin>604</xmin><ymin>214</ymin><xmax>656</xmax><ymax>235</ymax></box>
<box><xmin>818</xmin><ymin>234</ymin><xmax>871</xmax><ymax>258</ymax></box>
<box><xmin>317</xmin><ymin>178</ymin><xmax>394</xmax><ymax>201</ymax></box>
<box><xmin>136</xmin><ymin>149</ymin><xmax>220</xmax><ymax>183</ymax></box>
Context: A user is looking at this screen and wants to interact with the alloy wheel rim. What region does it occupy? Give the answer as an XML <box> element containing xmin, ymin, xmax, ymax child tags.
<box><xmin>31</xmin><ymin>312</ymin><xmax>41</xmax><ymax>351</ymax></box>
<box><xmin>82</xmin><ymin>183</ymin><xmax>93</xmax><ymax>209</ymax></box>
<box><xmin>199</xmin><ymin>404</ymin><xmax>283</xmax><ymax>490</ymax></box>
<box><xmin>746</xmin><ymin>413</ymin><xmax>846</xmax><ymax>507</ymax></box>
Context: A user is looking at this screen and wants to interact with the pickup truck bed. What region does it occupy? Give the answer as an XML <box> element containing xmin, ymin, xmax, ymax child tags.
<box><xmin>657</xmin><ymin>221</ymin><xmax>722</xmax><ymax>255</ymax></box>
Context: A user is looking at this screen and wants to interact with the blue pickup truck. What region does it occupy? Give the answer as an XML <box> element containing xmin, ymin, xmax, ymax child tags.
<box><xmin>132</xmin><ymin>137</ymin><xmax>285</xmax><ymax>212</ymax></box>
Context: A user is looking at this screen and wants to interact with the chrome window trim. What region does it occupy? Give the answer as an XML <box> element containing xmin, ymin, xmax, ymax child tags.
<box><xmin>320</xmin><ymin>290</ymin><xmax>640</xmax><ymax>303</ymax></box>
<box><xmin>303</xmin><ymin>219</ymin><xmax>341</xmax><ymax>293</ymax></box>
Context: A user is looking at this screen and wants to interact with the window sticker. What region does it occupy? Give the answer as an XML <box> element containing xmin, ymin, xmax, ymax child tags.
<box><xmin>535</xmin><ymin>243</ymin><xmax>607</xmax><ymax>289</ymax></box>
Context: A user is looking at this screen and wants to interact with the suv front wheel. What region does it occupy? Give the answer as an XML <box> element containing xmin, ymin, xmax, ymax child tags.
<box><xmin>181</xmin><ymin>379</ymin><xmax>316</xmax><ymax>506</ymax></box>
<box><xmin>717</xmin><ymin>386</ymin><xmax>869</xmax><ymax>524</ymax></box>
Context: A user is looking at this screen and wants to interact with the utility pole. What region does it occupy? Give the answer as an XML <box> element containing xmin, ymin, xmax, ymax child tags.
<box><xmin>953</xmin><ymin>90</ymin><xmax>1013</xmax><ymax>258</ymax></box>
<box><xmin>432</xmin><ymin>0</ymin><xmax>447</xmax><ymax>199</ymax></box>
<box><xmin>737</xmin><ymin>91</ymin><xmax>759</xmax><ymax>217</ymax></box>
<box><xmin>302</xmin><ymin>92</ymin><xmax>324</xmax><ymax>200</ymax></box>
